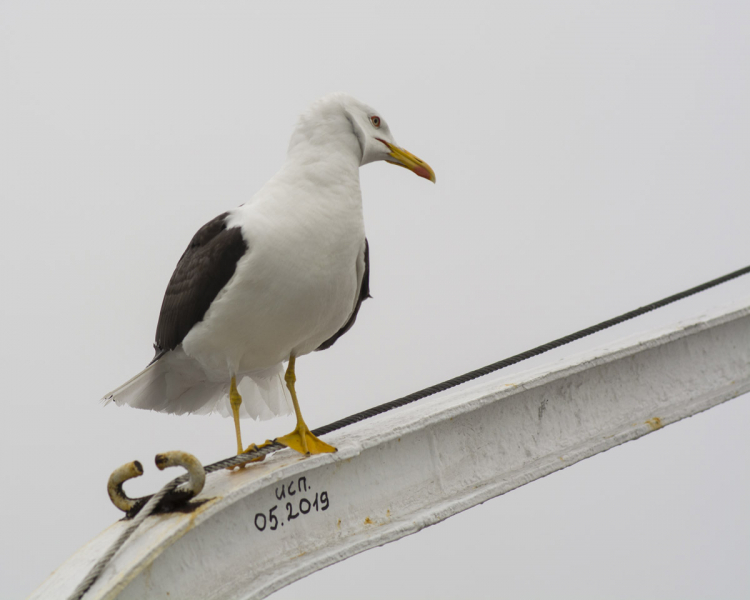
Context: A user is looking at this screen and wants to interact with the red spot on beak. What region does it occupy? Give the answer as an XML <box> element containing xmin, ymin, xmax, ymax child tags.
<box><xmin>413</xmin><ymin>165</ymin><xmax>432</xmax><ymax>180</ymax></box>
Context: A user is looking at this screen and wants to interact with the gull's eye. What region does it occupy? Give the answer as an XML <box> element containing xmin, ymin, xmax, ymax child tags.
<box><xmin>370</xmin><ymin>116</ymin><xmax>381</xmax><ymax>128</ymax></box>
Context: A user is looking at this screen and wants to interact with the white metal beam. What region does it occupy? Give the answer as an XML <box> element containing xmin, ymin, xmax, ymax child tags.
<box><xmin>31</xmin><ymin>300</ymin><xmax>750</xmax><ymax>600</ymax></box>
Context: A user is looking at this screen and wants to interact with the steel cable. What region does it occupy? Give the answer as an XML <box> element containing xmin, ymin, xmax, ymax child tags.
<box><xmin>313</xmin><ymin>263</ymin><xmax>750</xmax><ymax>435</ymax></box>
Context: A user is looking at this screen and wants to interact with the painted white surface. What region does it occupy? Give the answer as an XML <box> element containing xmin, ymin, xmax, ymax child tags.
<box><xmin>31</xmin><ymin>300</ymin><xmax>750</xmax><ymax>600</ymax></box>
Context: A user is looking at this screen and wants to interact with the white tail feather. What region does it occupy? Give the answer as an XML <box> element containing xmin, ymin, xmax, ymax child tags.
<box><xmin>102</xmin><ymin>348</ymin><xmax>293</xmax><ymax>420</ymax></box>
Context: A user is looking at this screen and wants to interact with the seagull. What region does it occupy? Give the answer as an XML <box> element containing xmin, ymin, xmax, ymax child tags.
<box><xmin>103</xmin><ymin>93</ymin><xmax>435</xmax><ymax>460</ymax></box>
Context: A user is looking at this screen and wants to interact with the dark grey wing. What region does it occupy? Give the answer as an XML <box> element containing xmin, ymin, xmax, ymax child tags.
<box><xmin>153</xmin><ymin>212</ymin><xmax>248</xmax><ymax>358</ymax></box>
<box><xmin>317</xmin><ymin>238</ymin><xmax>371</xmax><ymax>351</ymax></box>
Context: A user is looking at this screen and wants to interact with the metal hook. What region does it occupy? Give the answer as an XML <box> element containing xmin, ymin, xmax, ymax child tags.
<box><xmin>107</xmin><ymin>451</ymin><xmax>205</xmax><ymax>514</ymax></box>
<box><xmin>154</xmin><ymin>451</ymin><xmax>206</xmax><ymax>498</ymax></box>
<box><xmin>107</xmin><ymin>461</ymin><xmax>145</xmax><ymax>512</ymax></box>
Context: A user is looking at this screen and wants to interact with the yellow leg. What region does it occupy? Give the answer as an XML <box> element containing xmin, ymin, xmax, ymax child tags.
<box><xmin>227</xmin><ymin>376</ymin><xmax>268</xmax><ymax>469</ymax></box>
<box><xmin>230</xmin><ymin>376</ymin><xmax>244</xmax><ymax>455</ymax></box>
<box><xmin>277</xmin><ymin>356</ymin><xmax>336</xmax><ymax>455</ymax></box>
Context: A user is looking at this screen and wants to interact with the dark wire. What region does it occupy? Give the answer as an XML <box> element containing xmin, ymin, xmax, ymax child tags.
<box><xmin>311</xmin><ymin>263</ymin><xmax>750</xmax><ymax>436</ymax></box>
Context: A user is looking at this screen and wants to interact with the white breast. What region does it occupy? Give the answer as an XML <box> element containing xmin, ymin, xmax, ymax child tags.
<box><xmin>181</xmin><ymin>157</ymin><xmax>366</xmax><ymax>379</ymax></box>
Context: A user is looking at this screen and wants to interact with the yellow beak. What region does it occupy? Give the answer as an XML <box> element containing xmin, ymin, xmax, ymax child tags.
<box><xmin>378</xmin><ymin>139</ymin><xmax>436</xmax><ymax>183</ymax></box>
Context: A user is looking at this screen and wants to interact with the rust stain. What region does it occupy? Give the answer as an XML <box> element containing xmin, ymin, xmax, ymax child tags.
<box><xmin>364</xmin><ymin>517</ymin><xmax>373</xmax><ymax>525</ymax></box>
<box><xmin>337</xmin><ymin>519</ymin><xmax>341</xmax><ymax>529</ymax></box>
<box><xmin>645</xmin><ymin>417</ymin><xmax>663</xmax><ymax>431</ymax></box>
<box><xmin>188</xmin><ymin>496</ymin><xmax>222</xmax><ymax>524</ymax></box>
<box><xmin>386</xmin><ymin>509</ymin><xmax>391</xmax><ymax>519</ymax></box>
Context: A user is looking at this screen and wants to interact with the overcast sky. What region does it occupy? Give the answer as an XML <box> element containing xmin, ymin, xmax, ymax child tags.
<box><xmin>2</xmin><ymin>1</ymin><xmax>749</xmax><ymax>599</ymax></box>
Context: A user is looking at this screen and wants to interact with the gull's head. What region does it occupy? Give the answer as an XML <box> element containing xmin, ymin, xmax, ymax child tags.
<box><xmin>290</xmin><ymin>93</ymin><xmax>436</xmax><ymax>183</ymax></box>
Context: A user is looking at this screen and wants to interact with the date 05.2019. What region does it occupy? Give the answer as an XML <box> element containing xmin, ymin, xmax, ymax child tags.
<box><xmin>254</xmin><ymin>491</ymin><xmax>330</xmax><ymax>532</ymax></box>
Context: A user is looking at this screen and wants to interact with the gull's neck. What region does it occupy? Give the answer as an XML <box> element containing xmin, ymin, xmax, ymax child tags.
<box><xmin>284</xmin><ymin>111</ymin><xmax>363</xmax><ymax>191</ymax></box>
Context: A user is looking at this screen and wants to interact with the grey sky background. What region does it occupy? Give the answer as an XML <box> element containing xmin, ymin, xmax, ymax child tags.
<box><xmin>2</xmin><ymin>1</ymin><xmax>749</xmax><ymax>598</ymax></box>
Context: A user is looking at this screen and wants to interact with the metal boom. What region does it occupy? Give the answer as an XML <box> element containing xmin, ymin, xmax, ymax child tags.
<box><xmin>31</xmin><ymin>300</ymin><xmax>750</xmax><ymax>600</ymax></box>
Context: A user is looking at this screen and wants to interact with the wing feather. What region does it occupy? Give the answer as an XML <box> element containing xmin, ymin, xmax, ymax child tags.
<box><xmin>154</xmin><ymin>212</ymin><xmax>248</xmax><ymax>354</ymax></box>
